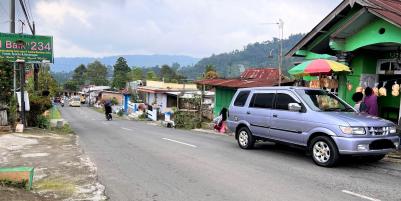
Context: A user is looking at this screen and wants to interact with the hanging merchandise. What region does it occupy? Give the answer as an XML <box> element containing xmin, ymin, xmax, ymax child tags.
<box><xmin>321</xmin><ymin>77</ymin><xmax>330</xmax><ymax>88</ymax></box>
<box><xmin>347</xmin><ymin>82</ymin><xmax>353</xmax><ymax>91</ymax></box>
<box><xmin>356</xmin><ymin>86</ymin><xmax>364</xmax><ymax>93</ymax></box>
<box><xmin>379</xmin><ymin>81</ymin><xmax>387</xmax><ymax>96</ymax></box>
<box><xmin>309</xmin><ymin>80</ymin><xmax>320</xmax><ymax>88</ymax></box>
<box><xmin>373</xmin><ymin>83</ymin><xmax>379</xmax><ymax>96</ymax></box>
<box><xmin>392</xmin><ymin>81</ymin><xmax>400</xmax><ymax>96</ymax></box>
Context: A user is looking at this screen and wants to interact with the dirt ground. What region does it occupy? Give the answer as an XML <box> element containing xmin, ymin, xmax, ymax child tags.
<box><xmin>0</xmin><ymin>128</ymin><xmax>106</xmax><ymax>201</ymax></box>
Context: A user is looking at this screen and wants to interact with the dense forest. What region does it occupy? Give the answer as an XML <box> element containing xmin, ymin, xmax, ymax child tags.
<box><xmin>180</xmin><ymin>33</ymin><xmax>305</xmax><ymax>79</ymax></box>
<box><xmin>53</xmin><ymin>33</ymin><xmax>305</xmax><ymax>85</ymax></box>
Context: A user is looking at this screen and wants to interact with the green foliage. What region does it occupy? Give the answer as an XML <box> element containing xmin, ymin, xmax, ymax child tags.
<box><xmin>72</xmin><ymin>64</ymin><xmax>87</xmax><ymax>86</ymax></box>
<box><xmin>174</xmin><ymin>111</ymin><xmax>201</xmax><ymax>129</ymax></box>
<box><xmin>51</xmin><ymin>71</ymin><xmax>73</xmax><ymax>86</ymax></box>
<box><xmin>87</xmin><ymin>60</ymin><xmax>109</xmax><ymax>86</ymax></box>
<box><xmin>0</xmin><ymin>61</ymin><xmax>13</xmax><ymax>105</ymax></box>
<box><xmin>0</xmin><ymin>179</ymin><xmax>28</xmax><ymax>189</ymax></box>
<box><xmin>180</xmin><ymin>34</ymin><xmax>305</xmax><ymax>79</ymax></box>
<box><xmin>111</xmin><ymin>97</ymin><xmax>118</xmax><ymax>105</ymax></box>
<box><xmin>117</xmin><ymin>108</ymin><xmax>124</xmax><ymax>117</ymax></box>
<box><xmin>146</xmin><ymin>70</ymin><xmax>158</xmax><ymax>81</ymax></box>
<box><xmin>7</xmin><ymin>96</ymin><xmax>17</xmax><ymax>125</ymax></box>
<box><xmin>37</xmin><ymin>114</ymin><xmax>50</xmax><ymax>129</ymax></box>
<box><xmin>131</xmin><ymin>67</ymin><xmax>143</xmax><ymax>81</ymax></box>
<box><xmin>27</xmin><ymin>95</ymin><xmax>52</xmax><ymax>127</ymax></box>
<box><xmin>26</xmin><ymin>65</ymin><xmax>61</xmax><ymax>97</ymax></box>
<box><xmin>112</xmin><ymin>57</ymin><xmax>131</xmax><ymax>89</ymax></box>
<box><xmin>63</xmin><ymin>80</ymin><xmax>79</xmax><ymax>92</ymax></box>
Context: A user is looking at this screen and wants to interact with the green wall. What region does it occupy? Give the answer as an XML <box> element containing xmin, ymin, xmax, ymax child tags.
<box><xmin>345</xmin><ymin>19</ymin><xmax>401</xmax><ymax>52</ymax></box>
<box><xmin>214</xmin><ymin>87</ymin><xmax>236</xmax><ymax>117</ymax></box>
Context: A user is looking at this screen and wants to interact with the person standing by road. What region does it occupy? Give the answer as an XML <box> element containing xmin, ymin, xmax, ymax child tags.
<box><xmin>364</xmin><ymin>87</ymin><xmax>379</xmax><ymax>116</ymax></box>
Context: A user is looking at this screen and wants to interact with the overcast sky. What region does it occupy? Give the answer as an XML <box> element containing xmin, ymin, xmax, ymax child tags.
<box><xmin>0</xmin><ymin>0</ymin><xmax>341</xmax><ymax>58</ymax></box>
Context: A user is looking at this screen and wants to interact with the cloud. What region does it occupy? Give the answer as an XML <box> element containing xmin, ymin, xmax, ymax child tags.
<box><xmin>0</xmin><ymin>0</ymin><xmax>341</xmax><ymax>57</ymax></box>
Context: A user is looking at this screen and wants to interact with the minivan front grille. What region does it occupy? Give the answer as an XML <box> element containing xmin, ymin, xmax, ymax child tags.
<box><xmin>367</xmin><ymin>127</ymin><xmax>390</xmax><ymax>136</ymax></box>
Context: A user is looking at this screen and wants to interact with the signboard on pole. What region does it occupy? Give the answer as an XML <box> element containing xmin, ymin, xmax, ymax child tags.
<box><xmin>0</xmin><ymin>32</ymin><xmax>53</xmax><ymax>63</ymax></box>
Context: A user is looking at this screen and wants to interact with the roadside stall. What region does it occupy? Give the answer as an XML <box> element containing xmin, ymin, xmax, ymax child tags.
<box><xmin>288</xmin><ymin>59</ymin><xmax>351</xmax><ymax>95</ymax></box>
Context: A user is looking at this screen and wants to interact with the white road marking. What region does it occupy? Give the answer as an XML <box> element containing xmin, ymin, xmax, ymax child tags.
<box><xmin>102</xmin><ymin>122</ymin><xmax>108</xmax><ymax>125</ymax></box>
<box><xmin>341</xmin><ymin>190</ymin><xmax>381</xmax><ymax>201</ymax></box>
<box><xmin>121</xmin><ymin>127</ymin><xmax>133</xmax><ymax>131</ymax></box>
<box><xmin>162</xmin><ymin>138</ymin><xmax>197</xmax><ymax>148</ymax></box>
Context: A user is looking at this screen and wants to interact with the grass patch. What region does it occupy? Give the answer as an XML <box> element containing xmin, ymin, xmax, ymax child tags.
<box><xmin>0</xmin><ymin>179</ymin><xmax>28</xmax><ymax>189</ymax></box>
<box><xmin>34</xmin><ymin>178</ymin><xmax>75</xmax><ymax>196</ymax></box>
<box><xmin>50</xmin><ymin>124</ymin><xmax>74</xmax><ymax>135</ymax></box>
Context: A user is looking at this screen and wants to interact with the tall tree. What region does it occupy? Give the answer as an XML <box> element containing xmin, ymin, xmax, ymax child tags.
<box><xmin>131</xmin><ymin>67</ymin><xmax>143</xmax><ymax>81</ymax></box>
<box><xmin>86</xmin><ymin>60</ymin><xmax>109</xmax><ymax>86</ymax></box>
<box><xmin>72</xmin><ymin>64</ymin><xmax>87</xmax><ymax>86</ymax></box>
<box><xmin>160</xmin><ymin>64</ymin><xmax>175</xmax><ymax>82</ymax></box>
<box><xmin>27</xmin><ymin>64</ymin><xmax>60</xmax><ymax>97</ymax></box>
<box><xmin>146</xmin><ymin>70</ymin><xmax>158</xmax><ymax>81</ymax></box>
<box><xmin>112</xmin><ymin>57</ymin><xmax>131</xmax><ymax>89</ymax></box>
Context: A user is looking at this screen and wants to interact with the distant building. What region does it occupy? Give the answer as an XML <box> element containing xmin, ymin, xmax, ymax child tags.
<box><xmin>196</xmin><ymin>68</ymin><xmax>291</xmax><ymax>116</ymax></box>
<box><xmin>137</xmin><ymin>80</ymin><xmax>199</xmax><ymax>113</ymax></box>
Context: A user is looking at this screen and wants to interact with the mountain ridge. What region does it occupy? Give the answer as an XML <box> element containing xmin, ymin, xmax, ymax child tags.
<box><xmin>51</xmin><ymin>54</ymin><xmax>200</xmax><ymax>72</ymax></box>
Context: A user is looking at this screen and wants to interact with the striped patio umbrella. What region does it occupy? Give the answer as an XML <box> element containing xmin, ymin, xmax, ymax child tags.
<box><xmin>288</xmin><ymin>59</ymin><xmax>351</xmax><ymax>76</ymax></box>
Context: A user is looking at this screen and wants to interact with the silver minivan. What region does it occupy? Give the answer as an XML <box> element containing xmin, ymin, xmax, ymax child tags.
<box><xmin>227</xmin><ymin>86</ymin><xmax>400</xmax><ymax>167</ymax></box>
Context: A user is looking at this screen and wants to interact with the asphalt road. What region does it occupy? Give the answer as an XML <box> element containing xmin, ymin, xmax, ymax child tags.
<box><xmin>61</xmin><ymin>106</ymin><xmax>401</xmax><ymax>201</ymax></box>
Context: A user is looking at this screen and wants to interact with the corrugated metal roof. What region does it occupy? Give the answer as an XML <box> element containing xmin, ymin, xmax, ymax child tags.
<box><xmin>367</xmin><ymin>0</ymin><xmax>401</xmax><ymax>27</ymax></box>
<box><xmin>195</xmin><ymin>68</ymin><xmax>284</xmax><ymax>88</ymax></box>
<box><xmin>286</xmin><ymin>0</ymin><xmax>401</xmax><ymax>57</ymax></box>
<box><xmin>239</xmin><ymin>68</ymin><xmax>279</xmax><ymax>80</ymax></box>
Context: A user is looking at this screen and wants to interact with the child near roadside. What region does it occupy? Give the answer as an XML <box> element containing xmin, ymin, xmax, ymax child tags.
<box><xmin>352</xmin><ymin>92</ymin><xmax>367</xmax><ymax>113</ymax></box>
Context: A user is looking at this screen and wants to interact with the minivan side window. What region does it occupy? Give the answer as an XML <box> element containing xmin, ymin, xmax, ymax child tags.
<box><xmin>275</xmin><ymin>93</ymin><xmax>297</xmax><ymax>110</ymax></box>
<box><xmin>233</xmin><ymin>91</ymin><xmax>250</xmax><ymax>107</ymax></box>
<box><xmin>250</xmin><ymin>93</ymin><xmax>274</xmax><ymax>108</ymax></box>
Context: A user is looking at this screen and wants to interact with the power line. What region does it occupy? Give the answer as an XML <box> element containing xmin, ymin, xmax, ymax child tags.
<box><xmin>18</xmin><ymin>0</ymin><xmax>34</xmax><ymax>34</ymax></box>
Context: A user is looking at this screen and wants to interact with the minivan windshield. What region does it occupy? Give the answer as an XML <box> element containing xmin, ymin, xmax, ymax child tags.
<box><xmin>295</xmin><ymin>89</ymin><xmax>355</xmax><ymax>112</ymax></box>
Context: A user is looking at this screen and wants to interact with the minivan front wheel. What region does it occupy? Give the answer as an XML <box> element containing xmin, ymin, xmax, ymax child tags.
<box><xmin>237</xmin><ymin>127</ymin><xmax>255</xmax><ymax>149</ymax></box>
<box><xmin>310</xmin><ymin>136</ymin><xmax>339</xmax><ymax>167</ymax></box>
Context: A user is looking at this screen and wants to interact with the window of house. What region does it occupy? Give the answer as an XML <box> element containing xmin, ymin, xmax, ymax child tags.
<box><xmin>234</xmin><ymin>91</ymin><xmax>250</xmax><ymax>107</ymax></box>
<box><xmin>275</xmin><ymin>93</ymin><xmax>297</xmax><ymax>110</ymax></box>
<box><xmin>377</xmin><ymin>59</ymin><xmax>401</xmax><ymax>74</ymax></box>
<box><xmin>250</xmin><ymin>93</ymin><xmax>274</xmax><ymax>109</ymax></box>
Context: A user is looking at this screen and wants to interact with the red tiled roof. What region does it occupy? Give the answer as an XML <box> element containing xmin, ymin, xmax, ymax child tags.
<box><xmin>367</xmin><ymin>0</ymin><xmax>401</xmax><ymax>27</ymax></box>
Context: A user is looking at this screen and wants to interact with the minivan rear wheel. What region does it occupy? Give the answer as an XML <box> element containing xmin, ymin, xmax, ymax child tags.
<box><xmin>237</xmin><ymin>127</ymin><xmax>255</xmax><ymax>149</ymax></box>
<box><xmin>310</xmin><ymin>136</ymin><xmax>339</xmax><ymax>167</ymax></box>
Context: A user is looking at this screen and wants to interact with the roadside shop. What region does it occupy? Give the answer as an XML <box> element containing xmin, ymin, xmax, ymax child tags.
<box><xmin>286</xmin><ymin>0</ymin><xmax>401</xmax><ymax>124</ymax></box>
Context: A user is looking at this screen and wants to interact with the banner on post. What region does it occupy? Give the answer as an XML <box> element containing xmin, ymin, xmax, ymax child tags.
<box><xmin>0</xmin><ymin>32</ymin><xmax>53</xmax><ymax>63</ymax></box>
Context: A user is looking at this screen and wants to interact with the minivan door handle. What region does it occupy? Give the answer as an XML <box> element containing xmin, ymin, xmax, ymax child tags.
<box><xmin>272</xmin><ymin>114</ymin><xmax>278</xmax><ymax>118</ymax></box>
<box><xmin>246</xmin><ymin>111</ymin><xmax>251</xmax><ymax>115</ymax></box>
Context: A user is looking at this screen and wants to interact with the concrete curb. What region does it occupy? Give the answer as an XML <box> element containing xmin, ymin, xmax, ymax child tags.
<box><xmin>192</xmin><ymin>128</ymin><xmax>234</xmax><ymax>136</ymax></box>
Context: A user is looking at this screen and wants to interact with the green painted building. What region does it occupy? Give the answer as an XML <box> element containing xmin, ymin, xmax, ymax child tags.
<box><xmin>287</xmin><ymin>0</ymin><xmax>401</xmax><ymax>124</ymax></box>
<box><xmin>196</xmin><ymin>68</ymin><xmax>284</xmax><ymax>117</ymax></box>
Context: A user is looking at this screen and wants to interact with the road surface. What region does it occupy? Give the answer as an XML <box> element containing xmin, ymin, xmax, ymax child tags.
<box><xmin>61</xmin><ymin>106</ymin><xmax>401</xmax><ymax>201</ymax></box>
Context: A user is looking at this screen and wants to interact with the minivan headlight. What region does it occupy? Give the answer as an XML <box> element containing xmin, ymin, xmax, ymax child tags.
<box><xmin>339</xmin><ymin>126</ymin><xmax>366</xmax><ymax>135</ymax></box>
<box><xmin>389</xmin><ymin>126</ymin><xmax>397</xmax><ymax>134</ymax></box>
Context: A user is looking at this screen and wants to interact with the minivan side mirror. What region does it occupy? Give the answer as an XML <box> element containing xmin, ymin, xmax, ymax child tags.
<box><xmin>288</xmin><ymin>103</ymin><xmax>302</xmax><ymax>112</ymax></box>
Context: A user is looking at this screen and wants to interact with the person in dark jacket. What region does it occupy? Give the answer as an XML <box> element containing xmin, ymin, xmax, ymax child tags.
<box><xmin>104</xmin><ymin>99</ymin><xmax>112</xmax><ymax>120</ymax></box>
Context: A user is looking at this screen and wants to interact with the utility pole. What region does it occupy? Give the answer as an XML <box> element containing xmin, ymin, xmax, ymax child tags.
<box><xmin>261</xmin><ymin>19</ymin><xmax>284</xmax><ymax>86</ymax></box>
<box><xmin>17</xmin><ymin>60</ymin><xmax>26</xmax><ymax>126</ymax></box>
<box><xmin>10</xmin><ymin>0</ymin><xmax>16</xmax><ymax>97</ymax></box>
<box><xmin>278</xmin><ymin>19</ymin><xmax>284</xmax><ymax>86</ymax></box>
